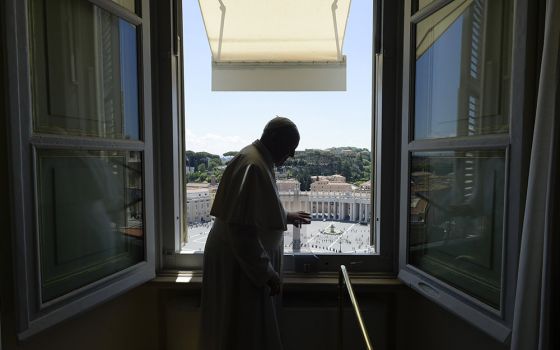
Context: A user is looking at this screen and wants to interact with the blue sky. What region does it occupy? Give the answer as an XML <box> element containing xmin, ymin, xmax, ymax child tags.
<box><xmin>182</xmin><ymin>0</ymin><xmax>373</xmax><ymax>155</ymax></box>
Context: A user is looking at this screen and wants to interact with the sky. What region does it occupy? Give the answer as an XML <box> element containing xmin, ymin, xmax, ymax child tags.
<box><xmin>182</xmin><ymin>0</ymin><xmax>373</xmax><ymax>156</ymax></box>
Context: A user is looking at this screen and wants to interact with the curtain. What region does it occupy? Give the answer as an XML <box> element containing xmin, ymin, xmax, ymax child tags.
<box><xmin>510</xmin><ymin>0</ymin><xmax>560</xmax><ymax>349</ymax></box>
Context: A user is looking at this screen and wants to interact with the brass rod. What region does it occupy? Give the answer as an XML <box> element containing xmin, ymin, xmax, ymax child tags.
<box><xmin>340</xmin><ymin>265</ymin><xmax>374</xmax><ymax>350</ymax></box>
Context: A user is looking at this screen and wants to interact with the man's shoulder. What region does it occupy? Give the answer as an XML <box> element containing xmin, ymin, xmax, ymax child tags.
<box><xmin>236</xmin><ymin>144</ymin><xmax>267</xmax><ymax>169</ymax></box>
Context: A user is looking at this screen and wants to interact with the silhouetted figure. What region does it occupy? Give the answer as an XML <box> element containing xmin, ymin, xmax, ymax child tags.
<box><xmin>199</xmin><ymin>117</ymin><xmax>310</xmax><ymax>350</ymax></box>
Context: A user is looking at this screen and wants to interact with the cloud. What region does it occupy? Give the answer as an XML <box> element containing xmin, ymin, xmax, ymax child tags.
<box><xmin>184</xmin><ymin>129</ymin><xmax>249</xmax><ymax>156</ymax></box>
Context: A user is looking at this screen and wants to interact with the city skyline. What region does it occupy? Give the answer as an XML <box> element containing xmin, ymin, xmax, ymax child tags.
<box><xmin>182</xmin><ymin>0</ymin><xmax>374</xmax><ymax>156</ymax></box>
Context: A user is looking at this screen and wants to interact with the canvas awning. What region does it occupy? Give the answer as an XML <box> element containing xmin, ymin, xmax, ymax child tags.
<box><xmin>198</xmin><ymin>0</ymin><xmax>351</xmax><ymax>90</ymax></box>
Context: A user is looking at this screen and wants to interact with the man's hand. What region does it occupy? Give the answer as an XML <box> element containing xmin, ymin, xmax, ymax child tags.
<box><xmin>267</xmin><ymin>273</ymin><xmax>282</xmax><ymax>296</ymax></box>
<box><xmin>287</xmin><ymin>211</ymin><xmax>311</xmax><ymax>228</ymax></box>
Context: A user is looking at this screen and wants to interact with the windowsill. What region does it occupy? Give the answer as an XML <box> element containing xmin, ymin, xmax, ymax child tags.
<box><xmin>152</xmin><ymin>270</ymin><xmax>402</xmax><ymax>289</ymax></box>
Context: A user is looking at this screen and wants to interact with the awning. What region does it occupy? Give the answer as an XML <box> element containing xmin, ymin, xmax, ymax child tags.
<box><xmin>198</xmin><ymin>0</ymin><xmax>351</xmax><ymax>91</ymax></box>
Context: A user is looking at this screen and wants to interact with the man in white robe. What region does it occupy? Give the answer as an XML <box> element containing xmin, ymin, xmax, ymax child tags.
<box><xmin>199</xmin><ymin>117</ymin><xmax>311</xmax><ymax>350</ymax></box>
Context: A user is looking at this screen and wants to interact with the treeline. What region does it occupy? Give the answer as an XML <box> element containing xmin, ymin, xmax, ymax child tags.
<box><xmin>184</xmin><ymin>151</ymin><xmax>223</xmax><ymax>183</ymax></box>
<box><xmin>185</xmin><ymin>148</ymin><xmax>372</xmax><ymax>190</ymax></box>
<box><xmin>281</xmin><ymin>148</ymin><xmax>371</xmax><ymax>191</ymax></box>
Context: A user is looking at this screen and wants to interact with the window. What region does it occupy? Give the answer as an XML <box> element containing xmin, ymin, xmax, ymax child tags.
<box><xmin>6</xmin><ymin>0</ymin><xmax>154</xmax><ymax>338</ymax></box>
<box><xmin>399</xmin><ymin>0</ymin><xmax>525</xmax><ymax>342</ymax></box>
<box><xmin>173</xmin><ymin>0</ymin><xmax>389</xmax><ymax>273</ymax></box>
<box><xmin>158</xmin><ymin>0</ymin><xmax>400</xmax><ymax>274</ymax></box>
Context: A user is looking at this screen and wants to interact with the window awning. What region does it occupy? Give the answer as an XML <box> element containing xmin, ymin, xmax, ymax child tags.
<box><xmin>198</xmin><ymin>0</ymin><xmax>351</xmax><ymax>91</ymax></box>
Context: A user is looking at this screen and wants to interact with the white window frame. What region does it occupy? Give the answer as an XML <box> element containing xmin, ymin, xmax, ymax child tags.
<box><xmin>4</xmin><ymin>0</ymin><xmax>155</xmax><ymax>339</ymax></box>
<box><xmin>157</xmin><ymin>0</ymin><xmax>402</xmax><ymax>276</ymax></box>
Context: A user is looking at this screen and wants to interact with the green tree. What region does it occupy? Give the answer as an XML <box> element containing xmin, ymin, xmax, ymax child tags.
<box><xmin>208</xmin><ymin>158</ymin><xmax>221</xmax><ymax>171</ymax></box>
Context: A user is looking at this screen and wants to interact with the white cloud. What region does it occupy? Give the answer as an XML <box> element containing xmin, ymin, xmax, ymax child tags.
<box><xmin>185</xmin><ymin>129</ymin><xmax>249</xmax><ymax>156</ymax></box>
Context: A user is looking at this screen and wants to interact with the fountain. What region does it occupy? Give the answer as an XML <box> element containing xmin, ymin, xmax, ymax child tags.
<box><xmin>320</xmin><ymin>223</ymin><xmax>343</xmax><ymax>235</ymax></box>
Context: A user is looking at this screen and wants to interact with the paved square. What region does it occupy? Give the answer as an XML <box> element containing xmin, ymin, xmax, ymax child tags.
<box><xmin>182</xmin><ymin>220</ymin><xmax>374</xmax><ymax>255</ymax></box>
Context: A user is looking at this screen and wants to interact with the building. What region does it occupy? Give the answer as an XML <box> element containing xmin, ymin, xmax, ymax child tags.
<box><xmin>309</xmin><ymin>174</ymin><xmax>354</xmax><ymax>192</ymax></box>
<box><xmin>276</xmin><ymin>178</ymin><xmax>300</xmax><ymax>192</ymax></box>
<box><xmin>185</xmin><ymin>182</ymin><xmax>217</xmax><ymax>224</ymax></box>
<box><xmin>185</xmin><ymin>187</ymin><xmax>212</xmax><ymax>224</ymax></box>
<box><xmin>278</xmin><ymin>175</ymin><xmax>372</xmax><ymax>223</ymax></box>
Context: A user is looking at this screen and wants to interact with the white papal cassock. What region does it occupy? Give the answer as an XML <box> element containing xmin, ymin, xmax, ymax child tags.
<box><xmin>199</xmin><ymin>140</ymin><xmax>286</xmax><ymax>350</ymax></box>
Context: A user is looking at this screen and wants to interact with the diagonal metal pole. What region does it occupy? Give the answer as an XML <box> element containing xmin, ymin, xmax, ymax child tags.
<box><xmin>338</xmin><ymin>267</ymin><xmax>344</xmax><ymax>350</ymax></box>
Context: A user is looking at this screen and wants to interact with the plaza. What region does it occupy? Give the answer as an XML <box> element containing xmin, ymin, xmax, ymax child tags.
<box><xmin>182</xmin><ymin>220</ymin><xmax>374</xmax><ymax>255</ymax></box>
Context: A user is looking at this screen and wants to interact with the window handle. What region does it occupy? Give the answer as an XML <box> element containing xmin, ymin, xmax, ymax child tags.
<box><xmin>416</xmin><ymin>281</ymin><xmax>440</xmax><ymax>299</ymax></box>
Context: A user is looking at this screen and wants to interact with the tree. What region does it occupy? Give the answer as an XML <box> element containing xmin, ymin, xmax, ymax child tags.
<box><xmin>197</xmin><ymin>163</ymin><xmax>207</xmax><ymax>173</ymax></box>
<box><xmin>208</xmin><ymin>158</ymin><xmax>221</xmax><ymax>171</ymax></box>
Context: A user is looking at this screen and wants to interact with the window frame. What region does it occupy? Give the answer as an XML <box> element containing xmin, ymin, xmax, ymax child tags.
<box><xmin>5</xmin><ymin>0</ymin><xmax>155</xmax><ymax>339</ymax></box>
<box><xmin>157</xmin><ymin>0</ymin><xmax>402</xmax><ymax>275</ymax></box>
<box><xmin>398</xmin><ymin>0</ymin><xmax>536</xmax><ymax>342</ymax></box>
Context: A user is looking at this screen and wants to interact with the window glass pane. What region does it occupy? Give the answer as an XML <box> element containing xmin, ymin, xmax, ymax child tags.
<box><xmin>409</xmin><ymin>150</ymin><xmax>505</xmax><ymax>308</ymax></box>
<box><xmin>37</xmin><ymin>149</ymin><xmax>144</xmax><ymax>301</ymax></box>
<box><xmin>30</xmin><ymin>0</ymin><xmax>141</xmax><ymax>140</ymax></box>
<box><xmin>112</xmin><ymin>0</ymin><xmax>136</xmax><ymax>13</ymax></box>
<box><xmin>413</xmin><ymin>0</ymin><xmax>511</xmax><ymax>140</ymax></box>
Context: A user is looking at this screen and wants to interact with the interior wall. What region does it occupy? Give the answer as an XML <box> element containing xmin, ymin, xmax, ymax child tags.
<box><xmin>1</xmin><ymin>282</ymin><xmax>509</xmax><ymax>350</ymax></box>
<box><xmin>395</xmin><ymin>289</ymin><xmax>508</xmax><ymax>350</ymax></box>
<box><xmin>159</xmin><ymin>284</ymin><xmax>395</xmax><ymax>350</ymax></box>
<box><xmin>2</xmin><ymin>286</ymin><xmax>159</xmax><ymax>350</ymax></box>
<box><xmin>159</xmin><ymin>283</ymin><xmax>506</xmax><ymax>350</ymax></box>
<box><xmin>280</xmin><ymin>290</ymin><xmax>393</xmax><ymax>350</ymax></box>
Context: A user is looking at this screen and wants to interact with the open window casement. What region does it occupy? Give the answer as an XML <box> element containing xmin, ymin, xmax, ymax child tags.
<box><xmin>198</xmin><ymin>0</ymin><xmax>351</xmax><ymax>91</ymax></box>
<box><xmin>398</xmin><ymin>0</ymin><xmax>526</xmax><ymax>344</ymax></box>
<box><xmin>5</xmin><ymin>0</ymin><xmax>155</xmax><ymax>339</ymax></box>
